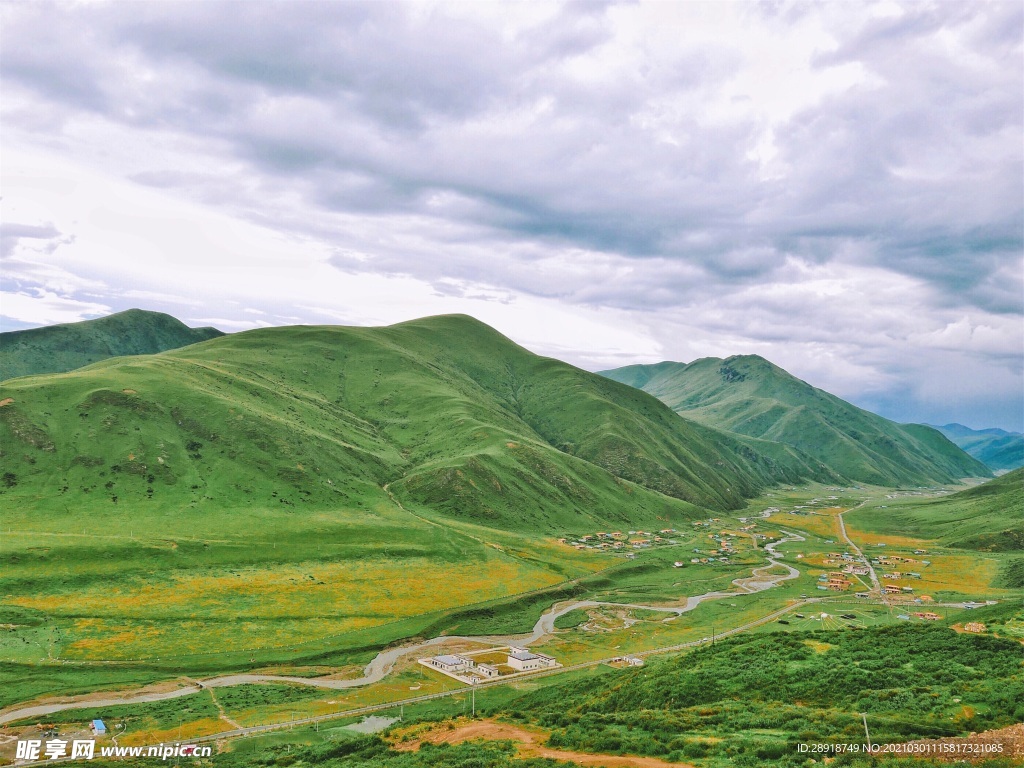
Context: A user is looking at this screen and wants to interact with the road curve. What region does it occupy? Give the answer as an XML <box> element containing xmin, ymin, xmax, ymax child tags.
<box><xmin>0</xmin><ymin>532</ymin><xmax>804</xmax><ymax>726</ymax></box>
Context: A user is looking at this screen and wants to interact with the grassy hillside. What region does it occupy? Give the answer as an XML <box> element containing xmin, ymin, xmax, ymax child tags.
<box><xmin>852</xmin><ymin>469</ymin><xmax>1024</xmax><ymax>551</ymax></box>
<box><xmin>0</xmin><ymin>314</ymin><xmax>839</xmax><ymax>669</ymax></box>
<box><xmin>0</xmin><ymin>308</ymin><xmax>224</xmax><ymax>380</ymax></box>
<box><xmin>932</xmin><ymin>423</ymin><xmax>1024</xmax><ymax>473</ymax></box>
<box><xmin>601</xmin><ymin>356</ymin><xmax>990</xmax><ymax>486</ymax></box>
<box><xmin>0</xmin><ymin>315</ymin><xmax>834</xmax><ymax>528</ymax></box>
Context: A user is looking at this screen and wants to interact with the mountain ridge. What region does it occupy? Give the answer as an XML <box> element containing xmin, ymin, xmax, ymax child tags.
<box><xmin>0</xmin><ymin>308</ymin><xmax>224</xmax><ymax>381</ymax></box>
<box><xmin>600</xmin><ymin>355</ymin><xmax>990</xmax><ymax>486</ymax></box>
<box><xmin>0</xmin><ymin>314</ymin><xmax>838</xmax><ymax>538</ymax></box>
<box><xmin>930</xmin><ymin>423</ymin><xmax>1024</xmax><ymax>473</ymax></box>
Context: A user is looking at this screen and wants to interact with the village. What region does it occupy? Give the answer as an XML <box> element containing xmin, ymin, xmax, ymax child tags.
<box><xmin>558</xmin><ymin>527</ymin><xmax>681</xmax><ymax>553</ymax></box>
<box><xmin>559</xmin><ymin>520</ymin><xmax>755</xmax><ymax>568</ymax></box>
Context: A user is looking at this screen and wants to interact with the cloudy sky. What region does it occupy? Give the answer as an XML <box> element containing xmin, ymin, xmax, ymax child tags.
<box><xmin>2</xmin><ymin>1</ymin><xmax>1021</xmax><ymax>430</ymax></box>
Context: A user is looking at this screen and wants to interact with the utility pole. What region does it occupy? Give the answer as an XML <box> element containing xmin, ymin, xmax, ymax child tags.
<box><xmin>471</xmin><ymin>682</ymin><xmax>476</xmax><ymax>718</ymax></box>
<box><xmin>861</xmin><ymin>713</ymin><xmax>873</xmax><ymax>752</ymax></box>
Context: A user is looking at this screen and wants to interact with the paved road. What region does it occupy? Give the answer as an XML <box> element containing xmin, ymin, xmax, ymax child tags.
<box><xmin>837</xmin><ymin>502</ymin><xmax>883</xmax><ymax>598</ymax></box>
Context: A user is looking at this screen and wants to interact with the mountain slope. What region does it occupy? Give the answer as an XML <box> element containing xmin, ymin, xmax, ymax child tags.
<box><xmin>931</xmin><ymin>423</ymin><xmax>1024</xmax><ymax>473</ymax></box>
<box><xmin>601</xmin><ymin>356</ymin><xmax>990</xmax><ymax>486</ymax></box>
<box><xmin>852</xmin><ymin>468</ymin><xmax>1024</xmax><ymax>551</ymax></box>
<box><xmin>0</xmin><ymin>308</ymin><xmax>224</xmax><ymax>380</ymax></box>
<box><xmin>0</xmin><ymin>315</ymin><xmax>836</xmax><ymax>537</ymax></box>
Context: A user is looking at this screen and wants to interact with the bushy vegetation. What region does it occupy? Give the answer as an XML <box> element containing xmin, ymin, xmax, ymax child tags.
<box><xmin>506</xmin><ymin>625</ymin><xmax>1024</xmax><ymax>766</ymax></box>
<box><xmin>1000</xmin><ymin>558</ymin><xmax>1024</xmax><ymax>588</ymax></box>
<box><xmin>10</xmin><ymin>690</ymin><xmax>219</xmax><ymax>729</ymax></box>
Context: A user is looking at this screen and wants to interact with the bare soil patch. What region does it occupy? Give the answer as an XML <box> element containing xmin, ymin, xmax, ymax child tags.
<box><xmin>899</xmin><ymin>722</ymin><xmax>1024</xmax><ymax>762</ymax></box>
<box><xmin>391</xmin><ymin>717</ymin><xmax>694</xmax><ymax>768</ymax></box>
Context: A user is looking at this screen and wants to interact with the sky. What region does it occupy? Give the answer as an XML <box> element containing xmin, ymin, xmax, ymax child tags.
<box><xmin>1</xmin><ymin>1</ymin><xmax>1022</xmax><ymax>431</ymax></box>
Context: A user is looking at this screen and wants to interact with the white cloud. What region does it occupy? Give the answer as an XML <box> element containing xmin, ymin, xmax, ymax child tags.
<box><xmin>0</xmin><ymin>289</ymin><xmax>110</xmax><ymax>326</ymax></box>
<box><xmin>0</xmin><ymin>0</ymin><xmax>1020</xmax><ymax>429</ymax></box>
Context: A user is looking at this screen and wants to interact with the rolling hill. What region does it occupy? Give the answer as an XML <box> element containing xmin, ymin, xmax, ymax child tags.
<box><xmin>0</xmin><ymin>314</ymin><xmax>837</xmax><ymax>534</ymax></box>
<box><xmin>852</xmin><ymin>468</ymin><xmax>1024</xmax><ymax>552</ymax></box>
<box><xmin>600</xmin><ymin>356</ymin><xmax>990</xmax><ymax>487</ymax></box>
<box><xmin>0</xmin><ymin>313</ymin><xmax>850</xmax><ymax>666</ymax></box>
<box><xmin>931</xmin><ymin>423</ymin><xmax>1024</xmax><ymax>473</ymax></box>
<box><xmin>0</xmin><ymin>308</ymin><xmax>224</xmax><ymax>380</ymax></box>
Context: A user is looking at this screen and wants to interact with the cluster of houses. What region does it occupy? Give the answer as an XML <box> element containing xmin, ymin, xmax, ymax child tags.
<box><xmin>872</xmin><ymin>554</ymin><xmax>929</xmax><ymax>567</ymax></box>
<box><xmin>883</xmin><ymin>571</ymin><xmax>922</xmax><ymax>579</ymax></box>
<box><xmin>560</xmin><ymin>529</ymin><xmax>678</xmax><ymax>552</ymax></box>
<box><xmin>818</xmin><ymin>572</ymin><xmax>853</xmax><ymax>591</ymax></box>
<box><xmin>685</xmin><ymin>531</ymin><xmax>739</xmax><ymax>565</ymax></box>
<box><xmin>884</xmin><ymin>583</ymin><xmax>916</xmax><ymax>595</ymax></box>
<box><xmin>420</xmin><ymin>647</ymin><xmax>559</xmax><ymax>684</ymax></box>
<box><xmin>823</xmin><ymin>551</ymin><xmax>860</xmax><ymax>566</ymax></box>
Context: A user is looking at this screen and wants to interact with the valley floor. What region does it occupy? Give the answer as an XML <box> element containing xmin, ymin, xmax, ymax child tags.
<box><xmin>1</xmin><ymin>483</ymin><xmax>1021</xmax><ymax>765</ymax></box>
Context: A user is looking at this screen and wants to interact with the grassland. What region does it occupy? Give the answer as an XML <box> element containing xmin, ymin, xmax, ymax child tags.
<box><xmin>4</xmin><ymin>482</ymin><xmax>1019</xmax><ymax>764</ymax></box>
<box><xmin>1</xmin><ymin>314</ymin><xmax>857</xmax><ymax>708</ymax></box>
<box><xmin>0</xmin><ymin>315</ymin><xmax>1016</xmax><ymax>763</ymax></box>
<box><xmin>850</xmin><ymin>468</ymin><xmax>1024</xmax><ymax>551</ymax></box>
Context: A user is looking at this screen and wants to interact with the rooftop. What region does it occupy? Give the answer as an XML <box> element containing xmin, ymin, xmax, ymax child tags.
<box><xmin>434</xmin><ymin>655</ymin><xmax>466</xmax><ymax>665</ymax></box>
<box><xmin>509</xmin><ymin>650</ymin><xmax>540</xmax><ymax>661</ymax></box>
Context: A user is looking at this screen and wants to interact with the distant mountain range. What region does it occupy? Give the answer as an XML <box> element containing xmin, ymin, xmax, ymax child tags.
<box><xmin>600</xmin><ymin>357</ymin><xmax>990</xmax><ymax>486</ymax></box>
<box><xmin>930</xmin><ymin>423</ymin><xmax>1024</xmax><ymax>473</ymax></box>
<box><xmin>0</xmin><ymin>309</ymin><xmax>223</xmax><ymax>380</ymax></box>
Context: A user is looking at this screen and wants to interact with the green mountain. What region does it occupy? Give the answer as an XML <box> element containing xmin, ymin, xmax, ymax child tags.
<box><xmin>600</xmin><ymin>357</ymin><xmax>990</xmax><ymax>487</ymax></box>
<box><xmin>0</xmin><ymin>308</ymin><xmax>224</xmax><ymax>380</ymax></box>
<box><xmin>854</xmin><ymin>469</ymin><xmax>1024</xmax><ymax>552</ymax></box>
<box><xmin>932</xmin><ymin>423</ymin><xmax>1024</xmax><ymax>473</ymax></box>
<box><xmin>0</xmin><ymin>315</ymin><xmax>836</xmax><ymax>536</ymax></box>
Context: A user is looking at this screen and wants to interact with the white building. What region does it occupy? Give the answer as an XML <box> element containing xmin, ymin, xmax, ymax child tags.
<box><xmin>424</xmin><ymin>654</ymin><xmax>472</xmax><ymax>673</ymax></box>
<box><xmin>506</xmin><ymin>647</ymin><xmax>557</xmax><ymax>672</ymax></box>
<box><xmin>475</xmin><ymin>663</ymin><xmax>500</xmax><ymax>678</ymax></box>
